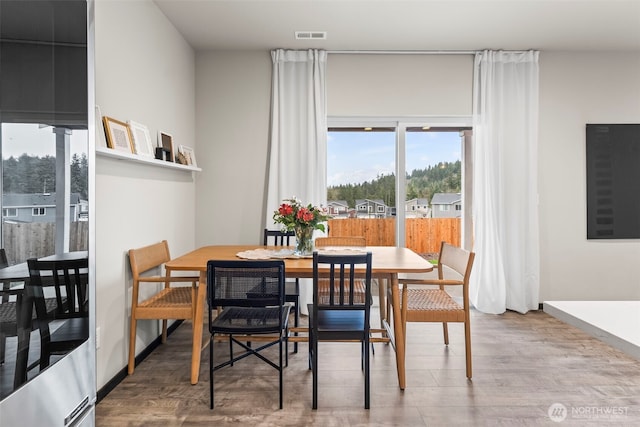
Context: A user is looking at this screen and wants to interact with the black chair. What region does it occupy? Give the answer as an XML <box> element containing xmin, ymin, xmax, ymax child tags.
<box><xmin>207</xmin><ymin>260</ymin><xmax>291</xmax><ymax>409</ymax></box>
<box><xmin>264</xmin><ymin>229</ymin><xmax>300</xmax><ymax>353</ymax></box>
<box><xmin>25</xmin><ymin>257</ymin><xmax>89</xmax><ymax>371</ymax></box>
<box><xmin>1</xmin><ymin>248</ymin><xmax>10</xmax><ymax>304</ymax></box>
<box><xmin>0</xmin><ymin>248</ymin><xmax>12</xmax><ymax>364</ymax></box>
<box><xmin>309</xmin><ymin>251</ymin><xmax>373</xmax><ymax>409</ymax></box>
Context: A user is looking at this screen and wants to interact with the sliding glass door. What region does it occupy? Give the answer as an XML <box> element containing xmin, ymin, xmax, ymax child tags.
<box><xmin>327</xmin><ymin>118</ymin><xmax>471</xmax><ymax>254</ymax></box>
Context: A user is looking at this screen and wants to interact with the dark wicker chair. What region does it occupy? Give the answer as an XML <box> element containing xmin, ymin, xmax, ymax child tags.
<box><xmin>26</xmin><ymin>257</ymin><xmax>90</xmax><ymax>371</ymax></box>
<box><xmin>207</xmin><ymin>259</ymin><xmax>291</xmax><ymax>409</ymax></box>
<box><xmin>308</xmin><ymin>251</ymin><xmax>373</xmax><ymax>409</ymax></box>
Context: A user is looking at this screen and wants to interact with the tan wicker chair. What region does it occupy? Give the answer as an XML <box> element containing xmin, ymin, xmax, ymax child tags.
<box><xmin>397</xmin><ymin>241</ymin><xmax>475</xmax><ymax>379</ymax></box>
<box><xmin>128</xmin><ymin>240</ymin><xmax>199</xmax><ymax>375</ymax></box>
<box><xmin>315</xmin><ymin>236</ymin><xmax>366</xmax><ymax>248</ymax></box>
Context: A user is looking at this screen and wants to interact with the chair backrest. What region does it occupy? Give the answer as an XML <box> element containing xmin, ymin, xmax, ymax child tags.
<box><xmin>27</xmin><ymin>257</ymin><xmax>89</xmax><ymax>320</ymax></box>
<box><xmin>263</xmin><ymin>229</ymin><xmax>295</xmax><ymax>246</ymax></box>
<box><xmin>312</xmin><ymin>251</ymin><xmax>372</xmax><ymax>310</ymax></box>
<box><xmin>437</xmin><ymin>242</ymin><xmax>475</xmax><ymax>283</ymax></box>
<box><xmin>207</xmin><ymin>260</ymin><xmax>286</xmax><ymax>309</ymax></box>
<box><xmin>315</xmin><ymin>236</ymin><xmax>366</xmax><ymax>248</ymax></box>
<box><xmin>0</xmin><ymin>248</ymin><xmax>9</xmax><ymax>269</ymax></box>
<box><xmin>0</xmin><ymin>248</ymin><xmax>9</xmax><ymax>302</ymax></box>
<box><xmin>129</xmin><ymin>240</ymin><xmax>171</xmax><ymax>280</ymax></box>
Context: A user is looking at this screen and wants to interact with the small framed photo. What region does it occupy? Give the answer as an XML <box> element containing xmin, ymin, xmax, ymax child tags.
<box><xmin>102</xmin><ymin>116</ymin><xmax>134</xmax><ymax>153</ymax></box>
<box><xmin>178</xmin><ymin>145</ymin><xmax>197</xmax><ymax>167</ymax></box>
<box><xmin>128</xmin><ymin>120</ymin><xmax>154</xmax><ymax>157</ymax></box>
<box><xmin>158</xmin><ymin>131</ymin><xmax>175</xmax><ymax>162</ymax></box>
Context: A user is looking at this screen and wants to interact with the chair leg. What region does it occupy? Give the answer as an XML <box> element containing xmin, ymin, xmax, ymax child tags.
<box><xmin>0</xmin><ymin>332</ymin><xmax>5</xmax><ymax>364</ymax></box>
<box><xmin>279</xmin><ymin>335</ymin><xmax>284</xmax><ymax>409</ymax></box>
<box><xmin>308</xmin><ymin>325</ymin><xmax>313</xmax><ymax>371</ymax></box>
<box><xmin>312</xmin><ymin>334</ymin><xmax>318</xmax><ymax>409</ymax></box>
<box><xmin>209</xmin><ymin>334</ymin><xmax>214</xmax><ymax>409</ymax></box>
<box><xmin>161</xmin><ymin>319</ymin><xmax>168</xmax><ymax>343</ymax></box>
<box><xmin>128</xmin><ymin>318</ymin><xmax>137</xmax><ymax>374</ymax></box>
<box><xmin>364</xmin><ymin>335</ymin><xmax>370</xmax><ymax>409</ymax></box>
<box><xmin>39</xmin><ymin>335</ymin><xmax>51</xmax><ymax>370</ymax></box>
<box><xmin>464</xmin><ymin>320</ymin><xmax>472</xmax><ymax>379</ymax></box>
<box><xmin>228</xmin><ymin>334</ymin><xmax>233</xmax><ymax>366</ymax></box>
<box><xmin>284</xmin><ymin>327</ymin><xmax>289</xmax><ymax>367</ymax></box>
<box><xmin>442</xmin><ymin>322</ymin><xmax>449</xmax><ymax>345</ymax></box>
<box><xmin>293</xmin><ymin>296</ymin><xmax>299</xmax><ymax>353</ymax></box>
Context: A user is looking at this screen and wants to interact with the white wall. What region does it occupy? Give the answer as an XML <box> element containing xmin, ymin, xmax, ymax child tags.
<box><xmin>94</xmin><ymin>0</ymin><xmax>196</xmax><ymax>389</ymax></box>
<box><xmin>327</xmin><ymin>54</ymin><xmax>473</xmax><ymax>116</ymax></box>
<box><xmin>194</xmin><ymin>51</ymin><xmax>272</xmax><ymax>246</ymax></box>
<box><xmin>538</xmin><ymin>52</ymin><xmax>640</xmax><ymax>301</ymax></box>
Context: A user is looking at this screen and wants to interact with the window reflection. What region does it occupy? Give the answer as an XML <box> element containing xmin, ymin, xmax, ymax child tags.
<box><xmin>1</xmin><ymin>123</ymin><xmax>88</xmax><ymax>264</ymax></box>
<box><xmin>0</xmin><ymin>122</ymin><xmax>89</xmax><ymax>398</ymax></box>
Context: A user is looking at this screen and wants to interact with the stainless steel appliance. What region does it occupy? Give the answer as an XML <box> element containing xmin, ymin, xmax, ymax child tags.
<box><xmin>0</xmin><ymin>1</ymin><xmax>96</xmax><ymax>425</ymax></box>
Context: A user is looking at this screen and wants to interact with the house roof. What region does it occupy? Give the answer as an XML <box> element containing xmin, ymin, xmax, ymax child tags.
<box><xmin>431</xmin><ymin>193</ymin><xmax>461</xmax><ymax>205</ymax></box>
<box><xmin>355</xmin><ymin>199</ymin><xmax>386</xmax><ymax>206</ymax></box>
<box><xmin>3</xmin><ymin>193</ymin><xmax>83</xmax><ymax>207</ymax></box>
<box><xmin>406</xmin><ymin>198</ymin><xmax>429</xmax><ymax>205</ymax></box>
<box><xmin>327</xmin><ymin>200</ymin><xmax>348</xmax><ymax>207</ymax></box>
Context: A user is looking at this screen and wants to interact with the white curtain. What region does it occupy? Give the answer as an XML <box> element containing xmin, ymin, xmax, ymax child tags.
<box><xmin>469</xmin><ymin>50</ymin><xmax>540</xmax><ymax>314</ymax></box>
<box><xmin>265</xmin><ymin>49</ymin><xmax>327</xmax><ymax>314</ymax></box>
<box><xmin>265</xmin><ymin>49</ymin><xmax>327</xmax><ymax>226</ymax></box>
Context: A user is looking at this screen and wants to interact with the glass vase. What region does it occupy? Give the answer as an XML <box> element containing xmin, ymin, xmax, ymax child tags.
<box><xmin>294</xmin><ymin>225</ymin><xmax>314</xmax><ymax>256</ymax></box>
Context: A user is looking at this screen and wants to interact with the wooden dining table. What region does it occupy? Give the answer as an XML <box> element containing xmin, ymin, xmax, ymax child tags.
<box><xmin>165</xmin><ymin>245</ymin><xmax>433</xmax><ymax>389</ymax></box>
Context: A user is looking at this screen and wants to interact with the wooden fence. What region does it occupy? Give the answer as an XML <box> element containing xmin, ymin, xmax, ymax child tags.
<box><xmin>327</xmin><ymin>217</ymin><xmax>460</xmax><ymax>254</ymax></box>
<box><xmin>3</xmin><ymin>222</ymin><xmax>88</xmax><ymax>264</ymax></box>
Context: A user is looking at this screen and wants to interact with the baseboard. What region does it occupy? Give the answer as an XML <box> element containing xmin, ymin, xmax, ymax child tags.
<box><xmin>96</xmin><ymin>320</ymin><xmax>183</xmax><ymax>403</ymax></box>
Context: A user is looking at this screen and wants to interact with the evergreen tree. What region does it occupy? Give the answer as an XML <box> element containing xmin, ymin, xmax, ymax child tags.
<box><xmin>328</xmin><ymin>160</ymin><xmax>461</xmax><ymax>208</ymax></box>
<box><xmin>2</xmin><ymin>153</ymin><xmax>88</xmax><ymax>199</ymax></box>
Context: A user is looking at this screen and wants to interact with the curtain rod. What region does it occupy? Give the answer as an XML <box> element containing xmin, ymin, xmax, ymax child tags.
<box><xmin>327</xmin><ymin>50</ymin><xmax>477</xmax><ymax>55</ymax></box>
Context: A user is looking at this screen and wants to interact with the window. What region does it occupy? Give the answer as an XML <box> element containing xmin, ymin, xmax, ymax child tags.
<box><xmin>328</xmin><ymin>120</ymin><xmax>471</xmax><ymax>249</ymax></box>
<box><xmin>3</xmin><ymin>208</ymin><xmax>16</xmax><ymax>217</ymax></box>
<box><xmin>32</xmin><ymin>207</ymin><xmax>46</xmax><ymax>216</ymax></box>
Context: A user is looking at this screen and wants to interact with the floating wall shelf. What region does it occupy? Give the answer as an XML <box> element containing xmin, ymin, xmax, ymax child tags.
<box><xmin>96</xmin><ymin>147</ymin><xmax>202</xmax><ymax>172</ymax></box>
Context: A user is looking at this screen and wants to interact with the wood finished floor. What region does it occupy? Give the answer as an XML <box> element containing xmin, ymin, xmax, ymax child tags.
<box><xmin>96</xmin><ymin>309</ymin><xmax>640</xmax><ymax>426</ymax></box>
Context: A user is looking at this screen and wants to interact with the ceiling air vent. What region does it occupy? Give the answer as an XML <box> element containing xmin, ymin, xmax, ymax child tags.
<box><xmin>295</xmin><ymin>31</ymin><xmax>327</xmax><ymax>40</ymax></box>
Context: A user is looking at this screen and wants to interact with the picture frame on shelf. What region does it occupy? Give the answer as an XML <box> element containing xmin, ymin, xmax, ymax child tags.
<box><xmin>128</xmin><ymin>120</ymin><xmax>154</xmax><ymax>157</ymax></box>
<box><xmin>178</xmin><ymin>145</ymin><xmax>196</xmax><ymax>167</ymax></box>
<box><xmin>102</xmin><ymin>116</ymin><xmax>134</xmax><ymax>153</ymax></box>
<box><xmin>158</xmin><ymin>131</ymin><xmax>175</xmax><ymax>162</ymax></box>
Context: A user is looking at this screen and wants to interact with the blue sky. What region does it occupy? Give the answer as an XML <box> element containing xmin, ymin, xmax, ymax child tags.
<box><xmin>327</xmin><ymin>130</ymin><xmax>462</xmax><ymax>186</ymax></box>
<box><xmin>2</xmin><ymin>123</ymin><xmax>88</xmax><ymax>159</ymax></box>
